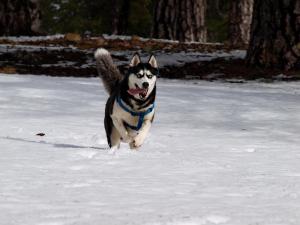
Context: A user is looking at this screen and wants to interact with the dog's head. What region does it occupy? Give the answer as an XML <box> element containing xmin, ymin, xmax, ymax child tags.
<box><xmin>127</xmin><ymin>53</ymin><xmax>158</xmax><ymax>100</ymax></box>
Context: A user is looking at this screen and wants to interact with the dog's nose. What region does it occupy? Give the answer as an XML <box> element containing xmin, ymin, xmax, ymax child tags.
<box><xmin>142</xmin><ymin>82</ymin><xmax>149</xmax><ymax>89</ymax></box>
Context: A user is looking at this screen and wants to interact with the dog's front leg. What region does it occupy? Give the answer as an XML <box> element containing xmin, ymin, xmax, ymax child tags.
<box><xmin>131</xmin><ymin>120</ymin><xmax>152</xmax><ymax>149</ymax></box>
<box><xmin>111</xmin><ymin>116</ymin><xmax>132</xmax><ymax>143</ymax></box>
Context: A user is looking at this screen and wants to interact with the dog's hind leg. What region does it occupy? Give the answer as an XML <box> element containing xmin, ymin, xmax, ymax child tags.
<box><xmin>104</xmin><ymin>115</ymin><xmax>121</xmax><ymax>149</ymax></box>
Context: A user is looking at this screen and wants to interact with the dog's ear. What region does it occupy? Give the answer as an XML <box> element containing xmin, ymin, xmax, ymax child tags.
<box><xmin>130</xmin><ymin>53</ymin><xmax>141</xmax><ymax>67</ymax></box>
<box><xmin>148</xmin><ymin>55</ymin><xmax>158</xmax><ymax>68</ymax></box>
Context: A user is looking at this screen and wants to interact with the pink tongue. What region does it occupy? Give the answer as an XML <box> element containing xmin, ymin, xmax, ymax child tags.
<box><xmin>128</xmin><ymin>88</ymin><xmax>146</xmax><ymax>95</ymax></box>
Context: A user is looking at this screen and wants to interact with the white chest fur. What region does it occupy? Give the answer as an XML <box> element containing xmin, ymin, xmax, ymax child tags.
<box><xmin>111</xmin><ymin>99</ymin><xmax>154</xmax><ymax>138</ymax></box>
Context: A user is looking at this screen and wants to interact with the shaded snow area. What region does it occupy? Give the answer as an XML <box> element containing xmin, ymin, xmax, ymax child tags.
<box><xmin>1</xmin><ymin>74</ymin><xmax>300</xmax><ymax>225</ymax></box>
<box><xmin>132</xmin><ymin>50</ymin><xmax>246</xmax><ymax>67</ymax></box>
<box><xmin>0</xmin><ymin>42</ymin><xmax>246</xmax><ymax>68</ymax></box>
<box><xmin>0</xmin><ymin>35</ymin><xmax>65</xmax><ymax>42</ymax></box>
<box><xmin>110</xmin><ymin>49</ymin><xmax>246</xmax><ymax>67</ymax></box>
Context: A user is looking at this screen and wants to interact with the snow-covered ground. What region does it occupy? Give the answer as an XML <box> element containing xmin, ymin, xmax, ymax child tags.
<box><xmin>0</xmin><ymin>35</ymin><xmax>65</xmax><ymax>42</ymax></box>
<box><xmin>0</xmin><ymin>35</ymin><xmax>246</xmax><ymax>72</ymax></box>
<box><xmin>0</xmin><ymin>74</ymin><xmax>300</xmax><ymax>225</ymax></box>
<box><xmin>0</xmin><ymin>42</ymin><xmax>246</xmax><ymax>69</ymax></box>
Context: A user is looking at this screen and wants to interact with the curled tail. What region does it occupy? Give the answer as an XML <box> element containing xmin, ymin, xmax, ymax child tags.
<box><xmin>94</xmin><ymin>48</ymin><xmax>123</xmax><ymax>94</ymax></box>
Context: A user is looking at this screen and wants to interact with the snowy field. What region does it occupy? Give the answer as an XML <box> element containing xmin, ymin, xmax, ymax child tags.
<box><xmin>0</xmin><ymin>74</ymin><xmax>300</xmax><ymax>225</ymax></box>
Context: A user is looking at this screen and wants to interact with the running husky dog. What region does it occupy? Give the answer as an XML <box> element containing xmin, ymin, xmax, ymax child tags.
<box><xmin>94</xmin><ymin>48</ymin><xmax>158</xmax><ymax>149</ymax></box>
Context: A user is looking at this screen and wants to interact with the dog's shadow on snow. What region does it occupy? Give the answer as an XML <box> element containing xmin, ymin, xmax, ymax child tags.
<box><xmin>1</xmin><ymin>136</ymin><xmax>107</xmax><ymax>150</ymax></box>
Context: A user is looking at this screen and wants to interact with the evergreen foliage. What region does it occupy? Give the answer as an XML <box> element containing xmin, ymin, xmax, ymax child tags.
<box><xmin>41</xmin><ymin>0</ymin><xmax>228</xmax><ymax>41</ymax></box>
<box><xmin>41</xmin><ymin>0</ymin><xmax>153</xmax><ymax>37</ymax></box>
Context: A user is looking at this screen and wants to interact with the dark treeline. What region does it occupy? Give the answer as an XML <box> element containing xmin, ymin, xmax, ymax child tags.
<box><xmin>0</xmin><ymin>0</ymin><xmax>230</xmax><ymax>42</ymax></box>
<box><xmin>0</xmin><ymin>0</ymin><xmax>256</xmax><ymax>44</ymax></box>
<box><xmin>0</xmin><ymin>0</ymin><xmax>299</xmax><ymax>70</ymax></box>
<box><xmin>41</xmin><ymin>0</ymin><xmax>153</xmax><ymax>38</ymax></box>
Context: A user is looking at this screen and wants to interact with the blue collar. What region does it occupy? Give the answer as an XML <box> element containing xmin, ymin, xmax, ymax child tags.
<box><xmin>116</xmin><ymin>95</ymin><xmax>155</xmax><ymax>131</ymax></box>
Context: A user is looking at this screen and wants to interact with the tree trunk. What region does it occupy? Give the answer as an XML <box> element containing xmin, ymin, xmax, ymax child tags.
<box><xmin>111</xmin><ymin>0</ymin><xmax>120</xmax><ymax>35</ymax></box>
<box><xmin>118</xmin><ymin>0</ymin><xmax>130</xmax><ymax>35</ymax></box>
<box><xmin>228</xmin><ymin>0</ymin><xmax>253</xmax><ymax>47</ymax></box>
<box><xmin>0</xmin><ymin>0</ymin><xmax>41</xmax><ymax>36</ymax></box>
<box><xmin>153</xmin><ymin>0</ymin><xmax>207</xmax><ymax>42</ymax></box>
<box><xmin>207</xmin><ymin>0</ymin><xmax>224</xmax><ymax>19</ymax></box>
<box><xmin>29</xmin><ymin>0</ymin><xmax>41</xmax><ymax>34</ymax></box>
<box><xmin>247</xmin><ymin>0</ymin><xmax>300</xmax><ymax>70</ymax></box>
<box><xmin>111</xmin><ymin>0</ymin><xmax>130</xmax><ymax>35</ymax></box>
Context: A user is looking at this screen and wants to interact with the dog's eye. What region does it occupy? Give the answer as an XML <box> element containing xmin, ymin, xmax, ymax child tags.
<box><xmin>136</xmin><ymin>73</ymin><xmax>144</xmax><ymax>78</ymax></box>
<box><xmin>147</xmin><ymin>74</ymin><xmax>153</xmax><ymax>79</ymax></box>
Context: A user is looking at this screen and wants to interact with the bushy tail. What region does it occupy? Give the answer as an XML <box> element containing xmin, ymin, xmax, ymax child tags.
<box><xmin>94</xmin><ymin>48</ymin><xmax>123</xmax><ymax>94</ymax></box>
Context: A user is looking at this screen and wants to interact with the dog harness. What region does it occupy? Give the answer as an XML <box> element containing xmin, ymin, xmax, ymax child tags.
<box><xmin>116</xmin><ymin>95</ymin><xmax>155</xmax><ymax>131</ymax></box>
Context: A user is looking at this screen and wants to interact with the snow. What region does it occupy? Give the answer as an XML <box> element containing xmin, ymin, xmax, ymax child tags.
<box><xmin>111</xmin><ymin>50</ymin><xmax>246</xmax><ymax>67</ymax></box>
<box><xmin>0</xmin><ymin>35</ymin><xmax>64</xmax><ymax>42</ymax></box>
<box><xmin>153</xmin><ymin>50</ymin><xmax>246</xmax><ymax>67</ymax></box>
<box><xmin>1</xmin><ymin>42</ymin><xmax>245</xmax><ymax>71</ymax></box>
<box><xmin>0</xmin><ymin>34</ymin><xmax>221</xmax><ymax>46</ymax></box>
<box><xmin>102</xmin><ymin>34</ymin><xmax>132</xmax><ymax>41</ymax></box>
<box><xmin>101</xmin><ymin>34</ymin><xmax>180</xmax><ymax>43</ymax></box>
<box><xmin>0</xmin><ymin>34</ymin><xmax>246</xmax><ymax>73</ymax></box>
<box><xmin>101</xmin><ymin>34</ymin><xmax>224</xmax><ymax>46</ymax></box>
<box><xmin>0</xmin><ymin>74</ymin><xmax>300</xmax><ymax>225</ymax></box>
<box><xmin>0</xmin><ymin>44</ymin><xmax>76</xmax><ymax>53</ymax></box>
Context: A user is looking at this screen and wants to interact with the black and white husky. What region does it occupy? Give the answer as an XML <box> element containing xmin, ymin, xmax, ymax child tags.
<box><xmin>94</xmin><ymin>48</ymin><xmax>158</xmax><ymax>149</ymax></box>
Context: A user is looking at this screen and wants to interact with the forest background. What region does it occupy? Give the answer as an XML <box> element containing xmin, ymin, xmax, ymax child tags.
<box><xmin>40</xmin><ymin>0</ymin><xmax>228</xmax><ymax>42</ymax></box>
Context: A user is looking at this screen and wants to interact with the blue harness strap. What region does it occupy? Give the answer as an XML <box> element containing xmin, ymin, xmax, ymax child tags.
<box><xmin>116</xmin><ymin>95</ymin><xmax>155</xmax><ymax>131</ymax></box>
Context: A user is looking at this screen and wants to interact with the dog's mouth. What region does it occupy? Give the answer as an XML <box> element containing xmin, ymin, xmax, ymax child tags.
<box><xmin>127</xmin><ymin>84</ymin><xmax>148</xmax><ymax>99</ymax></box>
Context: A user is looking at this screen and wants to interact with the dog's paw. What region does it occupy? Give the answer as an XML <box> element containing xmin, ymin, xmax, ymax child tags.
<box><xmin>129</xmin><ymin>141</ymin><xmax>141</xmax><ymax>150</ymax></box>
<box><xmin>131</xmin><ymin>136</ymin><xmax>144</xmax><ymax>149</ymax></box>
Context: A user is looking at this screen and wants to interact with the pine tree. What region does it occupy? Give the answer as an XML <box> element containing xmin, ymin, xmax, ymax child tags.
<box><xmin>207</xmin><ymin>0</ymin><xmax>225</xmax><ymax>18</ymax></box>
<box><xmin>228</xmin><ymin>0</ymin><xmax>253</xmax><ymax>47</ymax></box>
<box><xmin>247</xmin><ymin>0</ymin><xmax>300</xmax><ymax>70</ymax></box>
<box><xmin>0</xmin><ymin>0</ymin><xmax>41</xmax><ymax>36</ymax></box>
<box><xmin>111</xmin><ymin>0</ymin><xmax>131</xmax><ymax>35</ymax></box>
<box><xmin>152</xmin><ymin>0</ymin><xmax>207</xmax><ymax>42</ymax></box>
